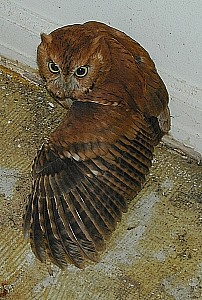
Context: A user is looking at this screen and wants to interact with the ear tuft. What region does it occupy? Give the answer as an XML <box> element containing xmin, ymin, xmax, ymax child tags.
<box><xmin>40</xmin><ymin>33</ymin><xmax>52</xmax><ymax>44</ymax></box>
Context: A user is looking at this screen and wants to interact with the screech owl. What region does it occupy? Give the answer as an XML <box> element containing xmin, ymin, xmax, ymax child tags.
<box><xmin>23</xmin><ymin>21</ymin><xmax>170</xmax><ymax>269</ymax></box>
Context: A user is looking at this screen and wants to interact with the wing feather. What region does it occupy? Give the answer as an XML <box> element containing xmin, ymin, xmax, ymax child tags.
<box><xmin>38</xmin><ymin>175</ymin><xmax>68</xmax><ymax>268</ymax></box>
<box><xmin>24</xmin><ymin>92</ymin><xmax>169</xmax><ymax>268</ymax></box>
<box><xmin>29</xmin><ymin>194</ymin><xmax>46</xmax><ymax>262</ymax></box>
<box><xmin>50</xmin><ymin>174</ymin><xmax>98</xmax><ymax>263</ymax></box>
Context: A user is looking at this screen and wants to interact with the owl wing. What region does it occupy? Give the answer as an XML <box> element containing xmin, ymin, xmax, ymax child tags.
<box><xmin>23</xmin><ymin>99</ymin><xmax>163</xmax><ymax>269</ymax></box>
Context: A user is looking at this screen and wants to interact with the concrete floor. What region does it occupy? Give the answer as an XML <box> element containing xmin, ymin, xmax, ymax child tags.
<box><xmin>0</xmin><ymin>64</ymin><xmax>202</xmax><ymax>300</ymax></box>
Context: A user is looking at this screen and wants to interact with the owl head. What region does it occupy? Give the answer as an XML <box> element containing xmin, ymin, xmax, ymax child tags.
<box><xmin>37</xmin><ymin>21</ymin><xmax>168</xmax><ymax>117</ymax></box>
<box><xmin>37</xmin><ymin>24</ymin><xmax>112</xmax><ymax>108</ymax></box>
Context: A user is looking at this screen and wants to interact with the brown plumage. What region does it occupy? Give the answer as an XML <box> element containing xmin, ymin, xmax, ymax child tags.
<box><xmin>23</xmin><ymin>21</ymin><xmax>170</xmax><ymax>268</ymax></box>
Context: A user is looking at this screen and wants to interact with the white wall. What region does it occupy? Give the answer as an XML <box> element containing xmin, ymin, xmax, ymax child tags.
<box><xmin>0</xmin><ymin>0</ymin><xmax>202</xmax><ymax>154</ymax></box>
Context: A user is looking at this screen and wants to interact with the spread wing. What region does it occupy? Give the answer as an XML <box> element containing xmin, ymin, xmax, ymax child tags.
<box><xmin>23</xmin><ymin>100</ymin><xmax>164</xmax><ymax>268</ymax></box>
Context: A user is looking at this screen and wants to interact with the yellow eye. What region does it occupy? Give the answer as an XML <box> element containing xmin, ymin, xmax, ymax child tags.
<box><xmin>74</xmin><ymin>66</ymin><xmax>88</xmax><ymax>78</ymax></box>
<box><xmin>48</xmin><ymin>61</ymin><xmax>60</xmax><ymax>74</ymax></box>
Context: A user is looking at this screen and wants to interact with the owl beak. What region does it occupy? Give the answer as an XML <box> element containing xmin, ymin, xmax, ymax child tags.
<box><xmin>56</xmin><ymin>97</ymin><xmax>73</xmax><ymax>109</ymax></box>
<box><xmin>49</xmin><ymin>82</ymin><xmax>73</xmax><ymax>109</ymax></box>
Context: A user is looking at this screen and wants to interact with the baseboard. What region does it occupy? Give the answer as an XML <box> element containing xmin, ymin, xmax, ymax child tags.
<box><xmin>161</xmin><ymin>71</ymin><xmax>202</xmax><ymax>156</ymax></box>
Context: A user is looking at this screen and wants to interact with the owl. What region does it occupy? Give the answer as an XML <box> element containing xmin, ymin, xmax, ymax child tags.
<box><xmin>23</xmin><ymin>21</ymin><xmax>170</xmax><ymax>269</ymax></box>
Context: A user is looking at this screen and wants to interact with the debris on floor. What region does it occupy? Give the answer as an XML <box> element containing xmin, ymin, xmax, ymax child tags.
<box><xmin>0</xmin><ymin>65</ymin><xmax>202</xmax><ymax>300</ymax></box>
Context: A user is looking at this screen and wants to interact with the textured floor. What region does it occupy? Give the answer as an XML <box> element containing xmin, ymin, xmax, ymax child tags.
<box><xmin>0</xmin><ymin>65</ymin><xmax>202</xmax><ymax>300</ymax></box>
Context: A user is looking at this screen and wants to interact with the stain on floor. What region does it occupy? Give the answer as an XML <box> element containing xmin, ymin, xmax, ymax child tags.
<box><xmin>0</xmin><ymin>65</ymin><xmax>202</xmax><ymax>300</ymax></box>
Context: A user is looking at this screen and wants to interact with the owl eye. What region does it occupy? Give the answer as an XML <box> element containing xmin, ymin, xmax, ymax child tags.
<box><xmin>48</xmin><ymin>61</ymin><xmax>60</xmax><ymax>74</ymax></box>
<box><xmin>74</xmin><ymin>66</ymin><xmax>88</xmax><ymax>78</ymax></box>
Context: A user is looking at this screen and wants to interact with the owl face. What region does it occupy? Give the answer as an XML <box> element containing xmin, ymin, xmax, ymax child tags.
<box><xmin>37</xmin><ymin>27</ymin><xmax>111</xmax><ymax>108</ymax></box>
